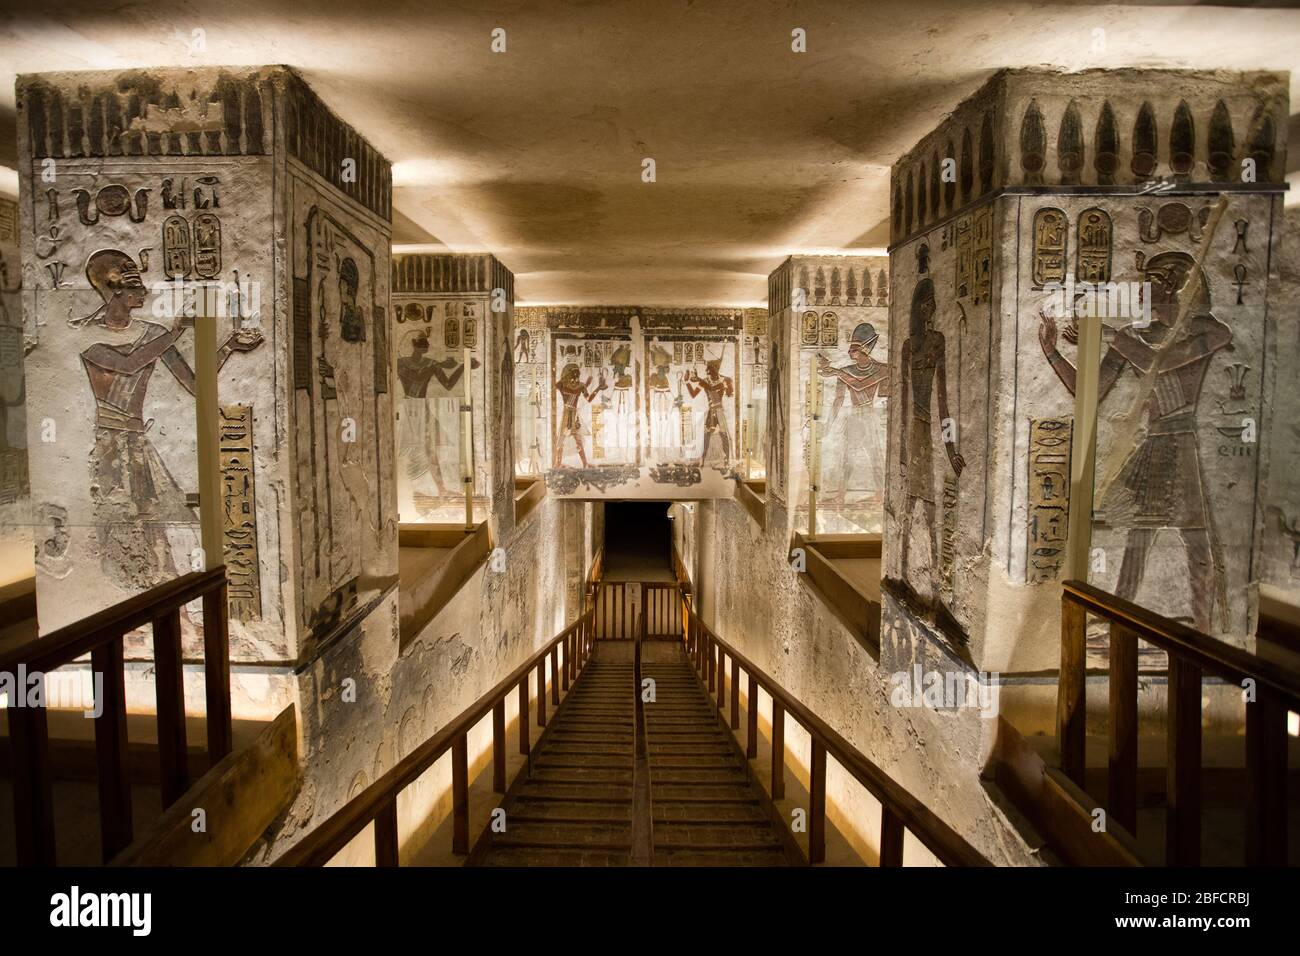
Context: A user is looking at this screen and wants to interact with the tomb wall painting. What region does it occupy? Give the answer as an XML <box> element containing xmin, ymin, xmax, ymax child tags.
<box><xmin>738</xmin><ymin>308</ymin><xmax>768</xmax><ymax>480</ymax></box>
<box><xmin>765</xmin><ymin>265</ymin><xmax>792</xmax><ymax>510</ymax></box>
<box><xmin>17</xmin><ymin>145</ymin><xmax>280</xmax><ymax>660</ymax></box>
<box><xmin>886</xmin><ymin>68</ymin><xmax>1288</xmax><ymax>675</ymax></box>
<box><xmin>783</xmin><ymin>255</ymin><xmax>891</xmax><ymax>535</ymax></box>
<box><xmin>390</xmin><ymin>253</ymin><xmax>515</xmax><ymax>537</ymax></box>
<box><xmin>513</xmin><ymin>306</ymin><xmax>549</xmax><ymax>477</ymax></box>
<box><xmin>17</xmin><ymin>66</ymin><xmax>397</xmax><ymax>677</ymax></box>
<box><xmin>885</xmin><ymin>210</ymin><xmax>996</xmax><ymax>658</ymax></box>
<box><xmin>0</xmin><ymin>195</ymin><xmax>32</xmax><ymax>588</ymax></box>
<box><xmin>1008</xmin><ymin>192</ymin><xmax>1278</xmax><ymax>668</ymax></box>
<box><xmin>286</xmin><ymin>166</ymin><xmax>397</xmax><ymax>659</ymax></box>
<box><xmin>1260</xmin><ymin>205</ymin><xmax>1300</xmax><ymax>600</ymax></box>
<box><xmin>538</xmin><ymin>306</ymin><xmax>743</xmax><ymax>499</ymax></box>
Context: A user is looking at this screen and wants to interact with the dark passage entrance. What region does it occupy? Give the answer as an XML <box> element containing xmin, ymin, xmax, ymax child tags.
<box><xmin>602</xmin><ymin>501</ymin><xmax>673</xmax><ymax>581</ymax></box>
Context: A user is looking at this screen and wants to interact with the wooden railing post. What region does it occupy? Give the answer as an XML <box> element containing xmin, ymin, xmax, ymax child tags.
<box><xmin>730</xmin><ymin>656</ymin><xmax>740</xmax><ymax>730</ymax></box>
<box><xmin>717</xmin><ymin>648</ymin><xmax>726</xmax><ymax>711</ymax></box>
<box><xmin>452</xmin><ymin>732</ymin><xmax>469</xmax><ymax>854</ymax></box>
<box><xmin>374</xmin><ymin>798</ymin><xmax>399</xmax><ymax>866</ymax></box>
<box><xmin>771</xmin><ymin>699</ymin><xmax>785</xmax><ymax>800</ymax></box>
<box><xmin>8</xmin><ymin>695</ymin><xmax>55</xmax><ymax>866</ymax></box>
<box><xmin>1165</xmin><ymin>656</ymin><xmax>1201</xmax><ymax>866</ymax></box>
<box><xmin>536</xmin><ymin>659</ymin><xmax>547</xmax><ymax>727</ymax></box>
<box><xmin>1108</xmin><ymin>620</ymin><xmax>1139</xmax><ymax>835</ymax></box>
<box><xmin>92</xmin><ymin>637</ymin><xmax>134</xmax><ymax>862</ymax></box>
<box><xmin>879</xmin><ymin>805</ymin><xmax>905</xmax><ymax>867</ymax></box>
<box><xmin>1245</xmin><ymin>688</ymin><xmax>1287</xmax><ymax>866</ymax></box>
<box><xmin>564</xmin><ymin>632</ymin><xmax>573</xmax><ymax>687</ymax></box>
<box><xmin>809</xmin><ymin>738</ymin><xmax>827</xmax><ymax>864</ymax></box>
<box><xmin>202</xmin><ymin>578</ymin><xmax>233</xmax><ymax>761</ymax></box>
<box><xmin>1058</xmin><ymin>593</ymin><xmax>1087</xmax><ymax>786</ymax></box>
<box><xmin>153</xmin><ymin>608</ymin><xmax>190</xmax><ymax>807</ymax></box>
<box><xmin>518</xmin><ymin>677</ymin><xmax>531</xmax><ymax>756</ymax></box>
<box><xmin>492</xmin><ymin>698</ymin><xmax>507</xmax><ymax>793</ymax></box>
<box><xmin>746</xmin><ymin>673</ymin><xmax>759</xmax><ymax>759</ymax></box>
<box><xmin>550</xmin><ymin>645</ymin><xmax>560</xmax><ymax>706</ymax></box>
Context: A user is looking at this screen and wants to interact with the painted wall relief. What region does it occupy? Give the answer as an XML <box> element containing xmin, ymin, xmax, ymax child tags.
<box><xmin>291</xmin><ymin>184</ymin><xmax>392</xmax><ymax>643</ymax></box>
<box><xmin>1018</xmin><ymin>191</ymin><xmax>1274</xmax><ymax>656</ymax></box>
<box><xmin>539</xmin><ymin>308</ymin><xmax>743</xmax><ymax>498</ymax></box>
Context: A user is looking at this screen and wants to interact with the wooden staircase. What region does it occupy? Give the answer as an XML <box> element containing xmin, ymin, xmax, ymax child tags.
<box><xmin>644</xmin><ymin>655</ymin><xmax>791</xmax><ymax>865</ymax></box>
<box><xmin>474</xmin><ymin>657</ymin><xmax>635</xmax><ymax>865</ymax></box>
<box><xmin>471</xmin><ymin>647</ymin><xmax>794</xmax><ymax>866</ymax></box>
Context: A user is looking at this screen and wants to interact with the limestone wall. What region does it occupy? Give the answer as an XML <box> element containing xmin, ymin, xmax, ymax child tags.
<box><xmin>697</xmin><ymin>497</ymin><xmax>1040</xmax><ymax>865</ymax></box>
<box><xmin>16</xmin><ymin>66</ymin><xmax>397</xmax><ymax>712</ymax></box>
<box><xmin>256</xmin><ymin>495</ymin><xmax>597</xmax><ymax>864</ymax></box>
<box><xmin>391</xmin><ymin>253</ymin><xmax>515</xmax><ymax>536</ymax></box>
<box><xmin>887</xmin><ymin>68</ymin><xmax>1289</xmax><ymax>676</ymax></box>
<box><xmin>0</xmin><ymin>195</ymin><xmax>30</xmax><ymax>588</ymax></box>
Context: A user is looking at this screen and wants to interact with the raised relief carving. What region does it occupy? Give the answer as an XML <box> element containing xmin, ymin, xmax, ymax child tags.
<box><xmin>1027</xmin><ymin>417</ymin><xmax>1072</xmax><ymax>583</ymax></box>
<box><xmin>162</xmin><ymin>215</ymin><xmax>192</xmax><ymax>278</ymax></box>
<box><xmin>1075</xmin><ymin>208</ymin><xmax>1112</xmax><ymax>284</ymax></box>
<box><xmin>74</xmin><ymin>184</ymin><xmax>150</xmax><ymax>225</ymax></box>
<box><xmin>1031</xmin><ymin>207</ymin><xmax>1067</xmax><ymax>287</ymax></box>
<box><xmin>220</xmin><ymin>404</ymin><xmax>262</xmax><ymax>620</ymax></box>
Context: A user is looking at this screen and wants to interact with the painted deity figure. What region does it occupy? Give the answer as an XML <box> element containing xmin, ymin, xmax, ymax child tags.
<box><xmin>897</xmin><ymin>278</ymin><xmax>965</xmax><ymax>594</ymax></box>
<box><xmin>554</xmin><ymin>362</ymin><xmax>607</xmax><ymax>468</ymax></box>
<box><xmin>72</xmin><ymin>249</ymin><xmax>262</xmax><ymax>587</ymax></box>
<box><xmin>684</xmin><ymin>357</ymin><xmax>734</xmax><ymax>467</ymax></box>
<box><xmin>397</xmin><ymin>330</ymin><xmax>474</xmax><ymax>500</ymax></box>
<box><xmin>817</xmin><ymin>322</ymin><xmax>890</xmax><ymax>506</ymax></box>
<box><xmin>1038</xmin><ymin>251</ymin><xmax>1231</xmax><ymax>632</ymax></box>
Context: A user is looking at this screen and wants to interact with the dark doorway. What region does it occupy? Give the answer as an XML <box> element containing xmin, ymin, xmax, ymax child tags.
<box><xmin>603</xmin><ymin>501</ymin><xmax>673</xmax><ymax>581</ymax></box>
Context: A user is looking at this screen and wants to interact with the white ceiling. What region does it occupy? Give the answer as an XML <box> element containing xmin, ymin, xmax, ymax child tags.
<box><xmin>1</xmin><ymin>1</ymin><xmax>1298</xmax><ymax>305</ymax></box>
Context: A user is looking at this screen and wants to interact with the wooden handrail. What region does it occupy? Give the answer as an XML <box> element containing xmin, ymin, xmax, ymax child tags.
<box><xmin>1058</xmin><ymin>579</ymin><xmax>1297</xmax><ymax>866</ymax></box>
<box><xmin>1062</xmin><ymin>580</ymin><xmax>1300</xmax><ymax>704</ymax></box>
<box><xmin>2</xmin><ymin>566</ymin><xmax>232</xmax><ymax>866</ymax></box>
<box><xmin>276</xmin><ymin>607</ymin><xmax>596</xmax><ymax>866</ymax></box>
<box><xmin>0</xmin><ymin>567</ymin><xmax>227</xmax><ymax>672</ymax></box>
<box><xmin>681</xmin><ymin>600</ymin><xmax>989</xmax><ymax>867</ymax></box>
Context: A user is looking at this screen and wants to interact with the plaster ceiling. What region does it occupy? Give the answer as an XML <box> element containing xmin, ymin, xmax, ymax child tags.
<box><xmin>0</xmin><ymin>1</ymin><xmax>1298</xmax><ymax>305</ymax></box>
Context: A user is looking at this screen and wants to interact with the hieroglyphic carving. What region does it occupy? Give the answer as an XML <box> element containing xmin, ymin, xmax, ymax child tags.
<box><xmin>971</xmin><ymin>206</ymin><xmax>992</xmax><ymax>304</ymax></box>
<box><xmin>1075</xmin><ymin>208</ymin><xmax>1112</xmax><ymax>284</ymax></box>
<box><xmin>1031</xmin><ymin>208</ymin><xmax>1067</xmax><ymax>287</ymax></box>
<box><xmin>219</xmin><ymin>404</ymin><xmax>261</xmax><ymax>620</ymax></box>
<box><xmin>955</xmin><ymin>215</ymin><xmax>972</xmax><ymax>298</ymax></box>
<box><xmin>1027</xmin><ymin>417</ymin><xmax>1072</xmax><ymax>583</ymax></box>
<box><xmin>940</xmin><ymin>476</ymin><xmax>958</xmax><ymax>588</ymax></box>
<box><xmin>162</xmin><ymin>215</ymin><xmax>192</xmax><ymax>277</ymax></box>
<box><xmin>192</xmin><ymin>213</ymin><xmax>222</xmax><ymax>278</ymax></box>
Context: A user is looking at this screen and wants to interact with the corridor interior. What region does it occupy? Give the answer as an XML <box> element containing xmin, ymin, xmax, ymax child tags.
<box><xmin>0</xmin><ymin>2</ymin><xmax>1299</xmax><ymax>871</ymax></box>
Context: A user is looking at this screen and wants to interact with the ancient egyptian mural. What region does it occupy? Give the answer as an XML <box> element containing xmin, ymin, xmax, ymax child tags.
<box><xmin>523</xmin><ymin>306</ymin><xmax>749</xmax><ymax>499</ymax></box>
<box><xmin>18</xmin><ymin>66</ymin><xmax>397</xmax><ymax>665</ymax></box>
<box><xmin>738</xmin><ymin>308</ymin><xmax>768</xmax><ymax>479</ymax></box>
<box><xmin>886</xmin><ymin>68</ymin><xmax>1288</xmax><ymax>666</ymax></box>
<box><xmin>391</xmin><ymin>254</ymin><xmax>515</xmax><ymax>533</ymax></box>
<box><xmin>776</xmin><ymin>255</ymin><xmax>891</xmax><ymax>535</ymax></box>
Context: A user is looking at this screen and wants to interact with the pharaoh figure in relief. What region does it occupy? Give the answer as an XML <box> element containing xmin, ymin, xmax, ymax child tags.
<box><xmin>684</xmin><ymin>355</ymin><xmax>734</xmax><ymax>468</ymax></box>
<box><xmin>397</xmin><ymin>329</ymin><xmax>473</xmax><ymax>500</ymax></box>
<box><xmin>554</xmin><ymin>362</ymin><xmax>608</xmax><ymax>468</ymax></box>
<box><xmin>1038</xmin><ymin>251</ymin><xmax>1232</xmax><ymax>633</ymax></box>
<box><xmin>72</xmin><ymin>249</ymin><xmax>262</xmax><ymax>588</ymax></box>
<box><xmin>818</xmin><ymin>322</ymin><xmax>889</xmax><ymax>506</ymax></box>
<box><xmin>897</xmin><ymin>275</ymin><xmax>965</xmax><ymax>599</ymax></box>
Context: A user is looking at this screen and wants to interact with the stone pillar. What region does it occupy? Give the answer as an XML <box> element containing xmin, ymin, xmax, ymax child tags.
<box><xmin>767</xmin><ymin>255</ymin><xmax>891</xmax><ymax>536</ymax></box>
<box><xmin>391</xmin><ymin>253</ymin><xmax>516</xmax><ymax>539</ymax></box>
<box><xmin>885</xmin><ymin>68</ymin><xmax>1288</xmax><ymax>674</ymax></box>
<box><xmin>697</xmin><ymin>499</ymin><xmax>716</xmax><ymax>628</ymax></box>
<box><xmin>17</xmin><ymin>67</ymin><xmax>398</xmax><ymax>691</ymax></box>
<box><xmin>0</xmin><ymin>194</ymin><xmax>30</xmax><ymax>588</ymax></box>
